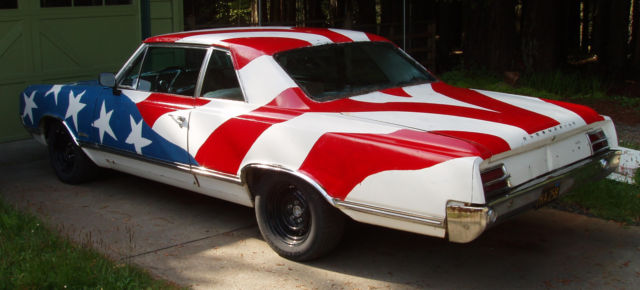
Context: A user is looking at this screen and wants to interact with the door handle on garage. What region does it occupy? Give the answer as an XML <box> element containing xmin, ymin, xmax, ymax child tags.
<box><xmin>169</xmin><ymin>114</ymin><xmax>188</xmax><ymax>128</ymax></box>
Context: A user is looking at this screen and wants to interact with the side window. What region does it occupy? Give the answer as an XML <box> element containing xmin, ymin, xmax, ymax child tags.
<box><xmin>200</xmin><ymin>50</ymin><xmax>243</xmax><ymax>101</ymax></box>
<box><xmin>118</xmin><ymin>50</ymin><xmax>145</xmax><ymax>89</ymax></box>
<box><xmin>133</xmin><ymin>46</ymin><xmax>206</xmax><ymax>96</ymax></box>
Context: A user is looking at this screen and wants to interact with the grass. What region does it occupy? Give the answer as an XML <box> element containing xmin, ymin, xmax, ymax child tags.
<box><xmin>557</xmin><ymin>179</ymin><xmax>640</xmax><ymax>225</ymax></box>
<box><xmin>441</xmin><ymin>69</ymin><xmax>614</xmax><ymax>101</ymax></box>
<box><xmin>0</xmin><ymin>199</ymin><xmax>180</xmax><ymax>289</ymax></box>
<box><xmin>441</xmin><ymin>69</ymin><xmax>640</xmax><ymax>225</ymax></box>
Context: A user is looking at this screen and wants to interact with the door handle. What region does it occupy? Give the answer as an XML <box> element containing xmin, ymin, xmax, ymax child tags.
<box><xmin>169</xmin><ymin>114</ymin><xmax>188</xmax><ymax>128</ymax></box>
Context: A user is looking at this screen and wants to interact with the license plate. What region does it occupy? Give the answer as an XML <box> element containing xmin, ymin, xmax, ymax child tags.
<box><xmin>536</xmin><ymin>184</ymin><xmax>560</xmax><ymax>207</ymax></box>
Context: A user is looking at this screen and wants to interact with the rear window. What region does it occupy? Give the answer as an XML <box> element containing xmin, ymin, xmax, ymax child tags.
<box><xmin>274</xmin><ymin>42</ymin><xmax>435</xmax><ymax>101</ymax></box>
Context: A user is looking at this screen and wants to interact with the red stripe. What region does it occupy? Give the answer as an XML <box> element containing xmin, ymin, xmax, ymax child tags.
<box><xmin>145</xmin><ymin>27</ymin><xmax>354</xmax><ymax>45</ymax></box>
<box><xmin>282</xmin><ymin>86</ymin><xmax>556</xmax><ymax>135</ymax></box>
<box><xmin>290</xmin><ymin>27</ymin><xmax>353</xmax><ymax>43</ymax></box>
<box><xmin>542</xmin><ymin>99</ymin><xmax>604</xmax><ymax>124</ymax></box>
<box><xmin>299</xmin><ymin>129</ymin><xmax>485</xmax><ymax>200</ymax></box>
<box><xmin>136</xmin><ymin>93</ymin><xmax>209</xmax><ymax>127</ymax></box>
<box><xmin>366</xmin><ymin>33</ymin><xmax>392</xmax><ymax>43</ymax></box>
<box><xmin>145</xmin><ymin>28</ymin><xmax>298</xmax><ymax>43</ymax></box>
<box><xmin>430</xmin><ymin>82</ymin><xmax>560</xmax><ymax>134</ymax></box>
<box><xmin>225</xmin><ymin>37</ymin><xmax>311</xmax><ymax>69</ymax></box>
<box><xmin>432</xmin><ymin>131</ymin><xmax>511</xmax><ymax>156</ymax></box>
<box><xmin>194</xmin><ymin>90</ymin><xmax>305</xmax><ymax>174</ymax></box>
<box><xmin>380</xmin><ymin>87</ymin><xmax>412</xmax><ymax>98</ymax></box>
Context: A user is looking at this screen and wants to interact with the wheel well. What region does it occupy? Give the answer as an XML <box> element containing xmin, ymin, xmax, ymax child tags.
<box><xmin>242</xmin><ymin>166</ymin><xmax>334</xmax><ymax>206</ymax></box>
<box><xmin>39</xmin><ymin>116</ymin><xmax>62</xmax><ymax>142</ymax></box>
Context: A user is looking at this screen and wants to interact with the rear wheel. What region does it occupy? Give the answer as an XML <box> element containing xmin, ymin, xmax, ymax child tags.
<box><xmin>255</xmin><ymin>176</ymin><xmax>345</xmax><ymax>261</ymax></box>
<box><xmin>47</xmin><ymin>122</ymin><xmax>98</xmax><ymax>184</ymax></box>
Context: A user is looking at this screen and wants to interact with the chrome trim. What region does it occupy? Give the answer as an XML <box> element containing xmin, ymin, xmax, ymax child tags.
<box><xmin>194</xmin><ymin>47</ymin><xmax>213</xmax><ymax>98</ymax></box>
<box><xmin>480</xmin><ymin>164</ymin><xmax>512</xmax><ymax>198</ymax></box>
<box><xmin>587</xmin><ymin>129</ymin><xmax>610</xmax><ymax>155</ymax></box>
<box><xmin>115</xmin><ymin>44</ymin><xmax>146</xmax><ymax>80</ymax></box>
<box><xmin>191</xmin><ymin>166</ymin><xmax>242</xmax><ymax>184</ymax></box>
<box><xmin>488</xmin><ymin>149</ymin><xmax>620</xmax><ymax>218</ymax></box>
<box><xmin>240</xmin><ymin>163</ymin><xmax>335</xmax><ymax>204</ymax></box>
<box><xmin>334</xmin><ymin>200</ymin><xmax>445</xmax><ymax>227</ymax></box>
<box><xmin>483</xmin><ymin>173</ymin><xmax>511</xmax><ymax>187</ymax></box>
<box><xmin>446</xmin><ymin>203</ymin><xmax>491</xmax><ymax>243</ymax></box>
<box><xmin>590</xmin><ymin>139</ymin><xmax>608</xmax><ymax>145</ymax></box>
<box><xmin>60</xmin><ymin>121</ymin><xmax>81</xmax><ymax>147</ymax></box>
<box><xmin>79</xmin><ymin>143</ymin><xmax>192</xmax><ymax>172</ymax></box>
<box><xmin>446</xmin><ymin>149</ymin><xmax>621</xmax><ymax>244</ymax></box>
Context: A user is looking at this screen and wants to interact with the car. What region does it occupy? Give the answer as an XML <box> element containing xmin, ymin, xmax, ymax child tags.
<box><xmin>19</xmin><ymin>27</ymin><xmax>621</xmax><ymax>261</ymax></box>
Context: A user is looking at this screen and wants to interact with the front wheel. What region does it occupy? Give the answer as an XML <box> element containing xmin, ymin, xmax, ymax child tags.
<box><xmin>255</xmin><ymin>176</ymin><xmax>345</xmax><ymax>261</ymax></box>
<box><xmin>47</xmin><ymin>122</ymin><xmax>99</xmax><ymax>184</ymax></box>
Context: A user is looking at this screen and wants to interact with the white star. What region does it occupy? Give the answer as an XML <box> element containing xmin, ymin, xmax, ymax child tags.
<box><xmin>45</xmin><ymin>85</ymin><xmax>63</xmax><ymax>105</ymax></box>
<box><xmin>125</xmin><ymin>115</ymin><xmax>152</xmax><ymax>154</ymax></box>
<box><xmin>92</xmin><ymin>101</ymin><xmax>116</xmax><ymax>143</ymax></box>
<box><xmin>65</xmin><ymin>90</ymin><xmax>86</xmax><ymax>131</ymax></box>
<box><xmin>22</xmin><ymin>91</ymin><xmax>38</xmax><ymax>124</ymax></box>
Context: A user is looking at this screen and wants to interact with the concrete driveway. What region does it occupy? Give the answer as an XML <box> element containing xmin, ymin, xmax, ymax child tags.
<box><xmin>1</xmin><ymin>139</ymin><xmax>639</xmax><ymax>289</ymax></box>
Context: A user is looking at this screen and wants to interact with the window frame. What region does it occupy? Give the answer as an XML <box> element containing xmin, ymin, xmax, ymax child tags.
<box><xmin>116</xmin><ymin>43</ymin><xmax>215</xmax><ymax>98</ymax></box>
<box><xmin>116</xmin><ymin>43</ymin><xmax>246</xmax><ymax>101</ymax></box>
<box><xmin>198</xmin><ymin>48</ymin><xmax>246</xmax><ymax>102</ymax></box>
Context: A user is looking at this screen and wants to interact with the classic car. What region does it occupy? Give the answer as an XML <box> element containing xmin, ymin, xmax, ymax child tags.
<box><xmin>19</xmin><ymin>27</ymin><xmax>621</xmax><ymax>261</ymax></box>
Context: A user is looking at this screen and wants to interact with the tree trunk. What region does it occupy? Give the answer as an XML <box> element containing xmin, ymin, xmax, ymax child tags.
<box><xmin>591</xmin><ymin>0</ymin><xmax>631</xmax><ymax>74</ymax></box>
<box><xmin>355</xmin><ymin>0</ymin><xmax>376</xmax><ymax>32</ymax></box>
<box><xmin>283</xmin><ymin>0</ymin><xmax>296</xmax><ymax>25</ymax></box>
<box><xmin>305</xmin><ymin>0</ymin><xmax>324</xmax><ymax>27</ymax></box>
<box><xmin>270</xmin><ymin>0</ymin><xmax>282</xmax><ymax>24</ymax></box>
<box><xmin>464</xmin><ymin>0</ymin><xmax>519</xmax><ymax>71</ymax></box>
<box><xmin>521</xmin><ymin>0</ymin><xmax>569</xmax><ymax>72</ymax></box>
<box><xmin>380</xmin><ymin>0</ymin><xmax>402</xmax><ymax>42</ymax></box>
<box><xmin>633</xmin><ymin>0</ymin><xmax>640</xmax><ymax>69</ymax></box>
<box><xmin>256</xmin><ymin>0</ymin><xmax>269</xmax><ymax>25</ymax></box>
<box><xmin>436</xmin><ymin>0</ymin><xmax>463</xmax><ymax>72</ymax></box>
<box><xmin>558</xmin><ymin>0</ymin><xmax>581</xmax><ymax>59</ymax></box>
<box><xmin>329</xmin><ymin>0</ymin><xmax>344</xmax><ymax>27</ymax></box>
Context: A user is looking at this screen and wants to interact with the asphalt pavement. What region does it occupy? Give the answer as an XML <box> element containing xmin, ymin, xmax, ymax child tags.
<box><xmin>1</xmin><ymin>139</ymin><xmax>639</xmax><ymax>289</ymax></box>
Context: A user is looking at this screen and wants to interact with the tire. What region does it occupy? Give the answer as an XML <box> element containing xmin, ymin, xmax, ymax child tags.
<box><xmin>47</xmin><ymin>122</ymin><xmax>99</xmax><ymax>184</ymax></box>
<box><xmin>255</xmin><ymin>175</ymin><xmax>345</xmax><ymax>261</ymax></box>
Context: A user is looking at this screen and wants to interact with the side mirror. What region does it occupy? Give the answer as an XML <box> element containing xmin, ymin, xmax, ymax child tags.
<box><xmin>98</xmin><ymin>73</ymin><xmax>121</xmax><ymax>96</ymax></box>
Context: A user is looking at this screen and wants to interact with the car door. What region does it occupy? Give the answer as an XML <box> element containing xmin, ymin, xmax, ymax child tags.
<box><xmin>96</xmin><ymin>44</ymin><xmax>208</xmax><ymax>166</ymax></box>
<box><xmin>187</xmin><ymin>48</ymin><xmax>261</xmax><ymax>205</ymax></box>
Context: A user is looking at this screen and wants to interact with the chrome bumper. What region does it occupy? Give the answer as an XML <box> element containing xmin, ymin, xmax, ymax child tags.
<box><xmin>446</xmin><ymin>149</ymin><xmax>621</xmax><ymax>243</ymax></box>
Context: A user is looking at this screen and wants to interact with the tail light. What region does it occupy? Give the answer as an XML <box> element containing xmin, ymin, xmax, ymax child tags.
<box><xmin>481</xmin><ymin>164</ymin><xmax>511</xmax><ymax>201</ymax></box>
<box><xmin>587</xmin><ymin>130</ymin><xmax>609</xmax><ymax>155</ymax></box>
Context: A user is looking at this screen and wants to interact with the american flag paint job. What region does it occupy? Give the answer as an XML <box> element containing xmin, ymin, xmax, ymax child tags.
<box><xmin>20</xmin><ymin>27</ymin><xmax>616</xmax><ymax>231</ymax></box>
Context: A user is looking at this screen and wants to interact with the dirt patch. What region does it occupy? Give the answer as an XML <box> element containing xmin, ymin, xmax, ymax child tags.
<box><xmin>572</xmin><ymin>98</ymin><xmax>640</xmax><ymax>146</ymax></box>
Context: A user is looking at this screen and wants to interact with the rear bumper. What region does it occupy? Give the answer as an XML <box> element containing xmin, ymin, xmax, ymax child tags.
<box><xmin>446</xmin><ymin>149</ymin><xmax>621</xmax><ymax>243</ymax></box>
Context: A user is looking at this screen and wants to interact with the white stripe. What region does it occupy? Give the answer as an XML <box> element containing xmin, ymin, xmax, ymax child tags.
<box><xmin>350</xmin><ymin>84</ymin><xmax>493</xmax><ymax>111</ymax></box>
<box><xmin>240</xmin><ymin>112</ymin><xmax>398</xmax><ymax>174</ymax></box>
<box><xmin>474</xmin><ymin>89</ymin><xmax>587</xmax><ymax>127</ymax></box>
<box><xmin>188</xmin><ymin>100</ymin><xmax>260</xmax><ymax>154</ymax></box>
<box><xmin>328</xmin><ymin>28</ymin><xmax>370</xmax><ymax>41</ymax></box>
<box><xmin>345</xmin><ymin>156</ymin><xmax>481</xmax><ymax>217</ymax></box>
<box><xmin>151</xmin><ymin>109</ymin><xmax>190</xmax><ymax>151</ymax></box>
<box><xmin>121</xmin><ymin>89</ymin><xmax>152</xmax><ymax>104</ymax></box>
<box><xmin>236</xmin><ymin>55</ymin><xmax>297</xmax><ymax>106</ymax></box>
<box><xmin>177</xmin><ymin>31</ymin><xmax>333</xmax><ymax>46</ymax></box>
<box><xmin>343</xmin><ymin>111</ymin><xmax>527</xmax><ymax>149</ymax></box>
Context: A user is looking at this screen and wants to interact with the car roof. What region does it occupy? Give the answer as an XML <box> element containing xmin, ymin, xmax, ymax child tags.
<box><xmin>144</xmin><ymin>26</ymin><xmax>389</xmax><ymax>54</ymax></box>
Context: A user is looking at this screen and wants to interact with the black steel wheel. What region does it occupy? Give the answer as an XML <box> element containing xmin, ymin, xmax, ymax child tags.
<box><xmin>255</xmin><ymin>175</ymin><xmax>345</xmax><ymax>261</ymax></box>
<box><xmin>47</xmin><ymin>122</ymin><xmax>98</xmax><ymax>184</ymax></box>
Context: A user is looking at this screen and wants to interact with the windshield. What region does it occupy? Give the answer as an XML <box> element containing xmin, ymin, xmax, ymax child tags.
<box><xmin>274</xmin><ymin>42</ymin><xmax>435</xmax><ymax>101</ymax></box>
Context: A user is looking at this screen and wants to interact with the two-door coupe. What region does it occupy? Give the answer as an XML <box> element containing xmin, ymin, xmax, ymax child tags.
<box><xmin>20</xmin><ymin>27</ymin><xmax>620</xmax><ymax>261</ymax></box>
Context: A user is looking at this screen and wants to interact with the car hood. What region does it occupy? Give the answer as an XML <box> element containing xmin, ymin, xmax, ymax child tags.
<box><xmin>339</xmin><ymin>82</ymin><xmax>605</xmax><ymax>157</ymax></box>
